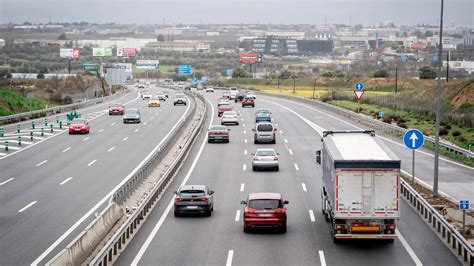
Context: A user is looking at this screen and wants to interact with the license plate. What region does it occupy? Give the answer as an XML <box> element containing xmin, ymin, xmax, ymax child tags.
<box><xmin>75</xmin><ymin>128</ymin><xmax>80</xmax><ymax>131</ymax></box>
<box><xmin>187</xmin><ymin>206</ymin><xmax>198</xmax><ymax>209</ymax></box>
<box><xmin>258</xmin><ymin>213</ymin><xmax>272</xmax><ymax>217</ymax></box>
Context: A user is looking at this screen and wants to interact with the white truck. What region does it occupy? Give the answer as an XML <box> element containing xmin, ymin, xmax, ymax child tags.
<box><xmin>316</xmin><ymin>130</ymin><xmax>400</xmax><ymax>243</ymax></box>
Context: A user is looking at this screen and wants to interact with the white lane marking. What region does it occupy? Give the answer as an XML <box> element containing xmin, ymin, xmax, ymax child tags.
<box><xmin>82</xmin><ymin>137</ymin><xmax>90</xmax><ymax>142</ymax></box>
<box><xmin>240</xmin><ymin>183</ymin><xmax>245</xmax><ymax>192</ymax></box>
<box><xmin>244</xmin><ymin>139</ymin><xmax>247</xmax><ymax>143</ymax></box>
<box><xmin>243</xmin><ymin>164</ymin><xmax>247</xmax><ymax>171</ymax></box>
<box><xmin>110</xmin><ymin>122</ymin><xmax>116</xmax><ymax>126</ymax></box>
<box><xmin>294</xmin><ymin>163</ymin><xmax>299</xmax><ymax>171</ymax></box>
<box><xmin>150</xmin><ymin>116</ymin><xmax>154</xmax><ymax>120</ymax></box>
<box><xmin>275</xmin><ymin>123</ymin><xmax>279</xmax><ymax>127</ymax></box>
<box><xmin>130</xmin><ymin>99</ymin><xmax>210</xmax><ymax>265</ymax></box>
<box><xmin>226</xmin><ymin>250</ymin><xmax>234</xmax><ymax>266</ymax></box>
<box><xmin>244</xmin><ymin>149</ymin><xmax>247</xmax><ymax>155</ymax></box>
<box><xmin>0</xmin><ymin>145</ymin><xmax>20</xmax><ymax>150</ymax></box>
<box><xmin>270</xmin><ymin>97</ymin><xmax>473</xmax><ymax>170</ymax></box>
<box><xmin>284</xmin><ymin>139</ymin><xmax>288</xmax><ymax>143</ymax></box>
<box><xmin>134</xmin><ymin>128</ymin><xmax>139</xmax><ymax>133</ymax></box>
<box><xmin>98</xmin><ymin>129</ymin><xmax>104</xmax><ymax>133</ymax></box>
<box><xmin>0</xmin><ymin>152</ymin><xmax>5</xmax><ymax>156</ymax></box>
<box><xmin>87</xmin><ymin>159</ymin><xmax>97</xmax><ymax>167</ymax></box>
<box><xmin>309</xmin><ymin>210</ymin><xmax>316</xmax><ymax>222</ymax></box>
<box><xmin>241</xmin><ymin>118</ymin><xmax>244</xmax><ymax>121</ymax></box>
<box><xmin>288</xmin><ymin>149</ymin><xmax>293</xmax><ymax>155</ymax></box>
<box><xmin>279</xmin><ymin>130</ymin><xmax>283</xmax><ymax>134</ymax></box>
<box><xmin>62</xmin><ymin>147</ymin><xmax>71</xmax><ymax>153</ymax></box>
<box><xmin>301</xmin><ymin>183</ymin><xmax>307</xmax><ymax>191</ymax></box>
<box><xmin>107</xmin><ymin>147</ymin><xmax>115</xmax><ymax>152</ymax></box>
<box><xmin>243</xmin><ymin>130</ymin><xmax>246</xmax><ymax>134</ymax></box>
<box><xmin>123</xmin><ymin>137</ymin><xmax>128</xmax><ymax>141</ymax></box>
<box><xmin>59</xmin><ymin>177</ymin><xmax>74</xmax><ymax>186</ymax></box>
<box><xmin>36</xmin><ymin>160</ymin><xmax>48</xmax><ymax>167</ymax></box>
<box><xmin>235</xmin><ymin>210</ymin><xmax>241</xmax><ymax>222</ymax></box>
<box><xmin>18</xmin><ymin>201</ymin><xmax>37</xmax><ymax>213</ymax></box>
<box><xmin>0</xmin><ymin>177</ymin><xmax>14</xmax><ymax>186</ymax></box>
<box><xmin>242</xmin><ymin>123</ymin><xmax>246</xmax><ymax>127</ymax></box>
<box><xmin>319</xmin><ymin>251</ymin><xmax>327</xmax><ymax>266</ymax></box>
<box><xmin>143</xmin><ymin>122</ymin><xmax>148</xmax><ymax>125</ymax></box>
<box><xmin>396</xmin><ymin>229</ymin><xmax>423</xmax><ymax>266</ymax></box>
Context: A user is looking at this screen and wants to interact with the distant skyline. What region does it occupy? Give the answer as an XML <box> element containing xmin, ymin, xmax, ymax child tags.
<box><xmin>1</xmin><ymin>0</ymin><xmax>473</xmax><ymax>27</ymax></box>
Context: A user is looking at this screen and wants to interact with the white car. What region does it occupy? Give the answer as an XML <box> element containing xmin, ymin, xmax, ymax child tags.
<box><xmin>252</xmin><ymin>148</ymin><xmax>279</xmax><ymax>171</ymax></box>
<box><xmin>230</xmin><ymin>91</ymin><xmax>238</xmax><ymax>99</ymax></box>
<box><xmin>247</xmin><ymin>93</ymin><xmax>257</xmax><ymax>99</ymax></box>
<box><xmin>142</xmin><ymin>92</ymin><xmax>152</xmax><ymax>100</ymax></box>
<box><xmin>206</xmin><ymin>87</ymin><xmax>214</xmax><ymax>92</ymax></box>
<box><xmin>221</xmin><ymin>111</ymin><xmax>239</xmax><ymax>125</ymax></box>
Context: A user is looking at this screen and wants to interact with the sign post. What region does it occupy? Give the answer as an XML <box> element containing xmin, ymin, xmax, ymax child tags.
<box><xmin>354</xmin><ymin>82</ymin><xmax>364</xmax><ymax>113</ymax></box>
<box><xmin>403</xmin><ymin>129</ymin><xmax>425</xmax><ymax>183</ymax></box>
<box><xmin>459</xmin><ymin>200</ymin><xmax>470</xmax><ymax>236</ymax></box>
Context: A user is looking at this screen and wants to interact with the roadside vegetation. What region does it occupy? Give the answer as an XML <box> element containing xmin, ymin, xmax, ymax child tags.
<box><xmin>0</xmin><ymin>88</ymin><xmax>51</xmax><ymax>116</ymax></box>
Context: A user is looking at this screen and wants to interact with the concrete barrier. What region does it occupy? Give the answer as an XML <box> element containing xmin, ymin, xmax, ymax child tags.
<box><xmin>47</xmin><ymin>203</ymin><xmax>124</xmax><ymax>266</ymax></box>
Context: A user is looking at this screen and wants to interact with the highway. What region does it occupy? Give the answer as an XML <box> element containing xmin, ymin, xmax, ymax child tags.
<box><xmin>116</xmin><ymin>91</ymin><xmax>461</xmax><ymax>266</ymax></box>
<box><xmin>0</xmin><ymin>85</ymin><xmax>194</xmax><ymax>265</ymax></box>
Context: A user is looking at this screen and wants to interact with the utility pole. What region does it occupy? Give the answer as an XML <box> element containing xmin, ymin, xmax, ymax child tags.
<box><xmin>446</xmin><ymin>51</ymin><xmax>449</xmax><ymax>83</ymax></box>
<box><xmin>293</xmin><ymin>77</ymin><xmax>296</xmax><ymax>93</ymax></box>
<box><xmin>433</xmin><ymin>0</ymin><xmax>444</xmax><ymax>197</ymax></box>
<box><xmin>67</xmin><ymin>58</ymin><xmax>71</xmax><ymax>74</ymax></box>
<box><xmin>312</xmin><ymin>78</ymin><xmax>317</xmax><ymax>99</ymax></box>
<box><xmin>395</xmin><ymin>65</ymin><xmax>398</xmax><ymax>94</ymax></box>
<box><xmin>277</xmin><ymin>76</ymin><xmax>280</xmax><ymax>92</ymax></box>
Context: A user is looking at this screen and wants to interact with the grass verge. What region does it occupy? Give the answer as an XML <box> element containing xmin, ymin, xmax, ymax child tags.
<box><xmin>0</xmin><ymin>88</ymin><xmax>51</xmax><ymax>116</ymax></box>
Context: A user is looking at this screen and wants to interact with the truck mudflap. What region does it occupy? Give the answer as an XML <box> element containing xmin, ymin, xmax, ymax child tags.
<box><xmin>335</xmin><ymin>234</ymin><xmax>397</xmax><ymax>239</ymax></box>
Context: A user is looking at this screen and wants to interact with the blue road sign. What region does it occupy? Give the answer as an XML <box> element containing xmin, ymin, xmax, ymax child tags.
<box><xmin>227</xmin><ymin>69</ymin><xmax>233</xmax><ymax>77</ymax></box>
<box><xmin>201</xmin><ymin>76</ymin><xmax>209</xmax><ymax>82</ymax></box>
<box><xmin>378</xmin><ymin>111</ymin><xmax>385</xmax><ymax>118</ymax></box>
<box><xmin>355</xmin><ymin>82</ymin><xmax>364</xmax><ymax>91</ymax></box>
<box><xmin>460</xmin><ymin>200</ymin><xmax>470</xmax><ymax>210</ymax></box>
<box><xmin>178</xmin><ymin>65</ymin><xmax>193</xmax><ymax>75</ymax></box>
<box><xmin>432</xmin><ymin>55</ymin><xmax>439</xmax><ymax>62</ymax></box>
<box><xmin>403</xmin><ymin>129</ymin><xmax>425</xmax><ymax>150</ymax></box>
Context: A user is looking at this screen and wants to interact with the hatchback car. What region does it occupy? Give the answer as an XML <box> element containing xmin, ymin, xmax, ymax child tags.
<box><xmin>206</xmin><ymin>87</ymin><xmax>214</xmax><ymax>92</ymax></box>
<box><xmin>241</xmin><ymin>193</ymin><xmax>288</xmax><ymax>233</ymax></box>
<box><xmin>123</xmin><ymin>108</ymin><xmax>141</xmax><ymax>123</ymax></box>
<box><xmin>69</xmin><ymin>119</ymin><xmax>90</xmax><ymax>134</ymax></box>
<box><xmin>252</xmin><ymin>148</ymin><xmax>279</xmax><ymax>171</ymax></box>
<box><xmin>174</xmin><ymin>185</ymin><xmax>214</xmax><ymax>217</ymax></box>
<box><xmin>174</xmin><ymin>95</ymin><xmax>187</xmax><ymax>105</ymax></box>
<box><xmin>217</xmin><ymin>98</ymin><xmax>230</xmax><ymax>107</ymax></box>
<box><xmin>221</xmin><ymin>111</ymin><xmax>239</xmax><ymax>125</ymax></box>
<box><xmin>141</xmin><ymin>90</ymin><xmax>152</xmax><ymax>100</ymax></box>
<box><xmin>108</xmin><ymin>103</ymin><xmax>125</xmax><ymax>115</ymax></box>
<box><xmin>156</xmin><ymin>92</ymin><xmax>167</xmax><ymax>101</ymax></box>
<box><xmin>148</xmin><ymin>96</ymin><xmax>161</xmax><ymax>107</ymax></box>
<box><xmin>253</xmin><ymin>122</ymin><xmax>276</xmax><ymax>144</ymax></box>
<box><xmin>242</xmin><ymin>97</ymin><xmax>255</xmax><ymax>108</ymax></box>
<box><xmin>208</xmin><ymin>125</ymin><xmax>230</xmax><ymax>143</ymax></box>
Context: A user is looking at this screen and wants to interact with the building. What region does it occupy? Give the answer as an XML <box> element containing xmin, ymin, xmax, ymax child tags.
<box><xmin>450</xmin><ymin>45</ymin><xmax>474</xmax><ymax>61</ymax></box>
<box><xmin>297</xmin><ymin>40</ymin><xmax>333</xmax><ymax>54</ymax></box>
<box><xmin>463</xmin><ymin>31</ymin><xmax>474</xmax><ymax>45</ymax></box>
<box><xmin>0</xmin><ymin>39</ymin><xmax>5</xmax><ymax>47</ymax></box>
<box><xmin>247</xmin><ymin>36</ymin><xmax>333</xmax><ymax>55</ymax></box>
<box><xmin>145</xmin><ymin>41</ymin><xmax>211</xmax><ymax>52</ymax></box>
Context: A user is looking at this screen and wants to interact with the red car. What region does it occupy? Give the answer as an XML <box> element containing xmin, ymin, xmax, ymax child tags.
<box><xmin>217</xmin><ymin>103</ymin><xmax>233</xmax><ymax>117</ymax></box>
<box><xmin>241</xmin><ymin>193</ymin><xmax>288</xmax><ymax>233</ymax></box>
<box><xmin>69</xmin><ymin>119</ymin><xmax>90</xmax><ymax>134</ymax></box>
<box><xmin>242</xmin><ymin>97</ymin><xmax>255</xmax><ymax>108</ymax></box>
<box><xmin>108</xmin><ymin>103</ymin><xmax>125</xmax><ymax>115</ymax></box>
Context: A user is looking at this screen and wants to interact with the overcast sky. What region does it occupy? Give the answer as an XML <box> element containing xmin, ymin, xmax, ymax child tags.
<box><xmin>1</xmin><ymin>0</ymin><xmax>473</xmax><ymax>27</ymax></box>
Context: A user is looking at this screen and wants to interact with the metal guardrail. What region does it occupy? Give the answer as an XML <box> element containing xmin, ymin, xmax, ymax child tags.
<box><xmin>89</xmin><ymin>92</ymin><xmax>207</xmax><ymax>266</ymax></box>
<box><xmin>0</xmin><ymin>88</ymin><xmax>131</xmax><ymax>125</ymax></box>
<box><xmin>255</xmin><ymin>91</ymin><xmax>473</xmax><ymax>159</ymax></box>
<box><xmin>400</xmin><ymin>179</ymin><xmax>473</xmax><ymax>265</ymax></box>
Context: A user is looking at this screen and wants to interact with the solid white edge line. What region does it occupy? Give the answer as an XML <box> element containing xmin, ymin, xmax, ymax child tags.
<box><xmin>396</xmin><ymin>229</ymin><xmax>423</xmax><ymax>266</ymax></box>
<box><xmin>59</xmin><ymin>177</ymin><xmax>74</xmax><ymax>186</ymax></box>
<box><xmin>18</xmin><ymin>201</ymin><xmax>37</xmax><ymax>213</ymax></box>
<box><xmin>319</xmin><ymin>250</ymin><xmax>327</xmax><ymax>266</ymax></box>
<box><xmin>0</xmin><ymin>177</ymin><xmax>14</xmax><ymax>186</ymax></box>
<box><xmin>87</xmin><ymin>159</ymin><xmax>97</xmax><ymax>167</ymax></box>
<box><xmin>294</xmin><ymin>163</ymin><xmax>299</xmax><ymax>171</ymax></box>
<box><xmin>62</xmin><ymin>147</ymin><xmax>71</xmax><ymax>153</ymax></box>
<box><xmin>107</xmin><ymin>147</ymin><xmax>115</xmax><ymax>152</ymax></box>
<box><xmin>226</xmin><ymin>250</ymin><xmax>234</xmax><ymax>266</ymax></box>
<box><xmin>235</xmin><ymin>210</ymin><xmax>241</xmax><ymax>222</ymax></box>
<box><xmin>36</xmin><ymin>160</ymin><xmax>48</xmax><ymax>167</ymax></box>
<box><xmin>240</xmin><ymin>183</ymin><xmax>245</xmax><ymax>192</ymax></box>
<box><xmin>309</xmin><ymin>210</ymin><xmax>315</xmax><ymax>222</ymax></box>
<box><xmin>301</xmin><ymin>183</ymin><xmax>307</xmax><ymax>192</ymax></box>
<box><xmin>130</xmin><ymin>98</ymin><xmax>213</xmax><ymax>266</ymax></box>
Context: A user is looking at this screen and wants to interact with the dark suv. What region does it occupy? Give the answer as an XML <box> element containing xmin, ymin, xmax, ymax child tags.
<box><xmin>235</xmin><ymin>90</ymin><xmax>248</xmax><ymax>102</ymax></box>
<box><xmin>174</xmin><ymin>185</ymin><xmax>214</xmax><ymax>217</ymax></box>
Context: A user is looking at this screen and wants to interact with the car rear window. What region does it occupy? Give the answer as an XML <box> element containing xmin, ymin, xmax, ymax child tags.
<box><xmin>257</xmin><ymin>124</ymin><xmax>273</xmax><ymax>132</ymax></box>
<box><xmin>179</xmin><ymin>190</ymin><xmax>205</xmax><ymax>197</ymax></box>
<box><xmin>224</xmin><ymin>112</ymin><xmax>236</xmax><ymax>116</ymax></box>
<box><xmin>256</xmin><ymin>150</ymin><xmax>276</xmax><ymax>156</ymax></box>
<box><xmin>125</xmin><ymin>110</ymin><xmax>138</xmax><ymax>114</ymax></box>
<box><xmin>249</xmin><ymin>199</ymin><xmax>281</xmax><ymax>210</ymax></box>
<box><xmin>210</xmin><ymin>126</ymin><xmax>226</xmax><ymax>131</ymax></box>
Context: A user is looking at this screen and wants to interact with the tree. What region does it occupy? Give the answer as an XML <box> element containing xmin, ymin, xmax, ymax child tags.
<box><xmin>419</xmin><ymin>66</ymin><xmax>437</xmax><ymax>79</ymax></box>
<box><xmin>36</xmin><ymin>73</ymin><xmax>45</xmax><ymax>79</ymax></box>
<box><xmin>193</xmin><ymin>71</ymin><xmax>204</xmax><ymax>80</ymax></box>
<box><xmin>157</xmin><ymin>34</ymin><xmax>165</xmax><ymax>42</ymax></box>
<box><xmin>279</xmin><ymin>69</ymin><xmax>292</xmax><ymax>79</ymax></box>
<box><xmin>424</xmin><ymin>30</ymin><xmax>434</xmax><ymax>37</ymax></box>
<box><xmin>58</xmin><ymin>33</ymin><xmax>67</xmax><ymax>40</ymax></box>
<box><xmin>232</xmin><ymin>67</ymin><xmax>250</xmax><ymax>78</ymax></box>
<box><xmin>372</xmin><ymin>68</ymin><xmax>390</xmax><ymax>78</ymax></box>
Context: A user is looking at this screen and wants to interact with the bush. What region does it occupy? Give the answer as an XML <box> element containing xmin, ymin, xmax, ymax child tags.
<box><xmin>372</xmin><ymin>68</ymin><xmax>390</xmax><ymax>78</ymax></box>
<box><xmin>398</xmin><ymin>123</ymin><xmax>407</xmax><ymax>128</ymax></box>
<box><xmin>452</xmin><ymin>130</ymin><xmax>462</xmax><ymax>137</ymax></box>
<box><xmin>419</xmin><ymin>66</ymin><xmax>437</xmax><ymax>79</ymax></box>
<box><xmin>383</xmin><ymin>117</ymin><xmax>392</xmax><ymax>123</ymax></box>
<box><xmin>439</xmin><ymin>128</ymin><xmax>449</xmax><ymax>135</ymax></box>
<box><xmin>444</xmin><ymin>124</ymin><xmax>452</xmax><ymax>129</ymax></box>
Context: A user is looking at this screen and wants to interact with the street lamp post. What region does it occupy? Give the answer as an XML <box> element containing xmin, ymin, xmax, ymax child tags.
<box><xmin>293</xmin><ymin>77</ymin><xmax>296</xmax><ymax>93</ymax></box>
<box><xmin>312</xmin><ymin>78</ymin><xmax>317</xmax><ymax>99</ymax></box>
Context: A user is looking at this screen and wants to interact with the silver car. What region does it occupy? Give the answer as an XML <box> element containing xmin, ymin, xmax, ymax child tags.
<box><xmin>252</xmin><ymin>149</ymin><xmax>279</xmax><ymax>171</ymax></box>
<box><xmin>123</xmin><ymin>108</ymin><xmax>141</xmax><ymax>124</ymax></box>
<box><xmin>253</xmin><ymin>122</ymin><xmax>276</xmax><ymax>144</ymax></box>
<box><xmin>174</xmin><ymin>95</ymin><xmax>187</xmax><ymax>105</ymax></box>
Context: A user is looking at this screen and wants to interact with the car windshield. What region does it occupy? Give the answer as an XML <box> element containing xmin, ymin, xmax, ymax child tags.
<box><xmin>257</xmin><ymin>124</ymin><xmax>273</xmax><ymax>132</ymax></box>
<box><xmin>125</xmin><ymin>109</ymin><xmax>138</xmax><ymax>115</ymax></box>
<box><xmin>256</xmin><ymin>150</ymin><xmax>276</xmax><ymax>156</ymax></box>
<box><xmin>224</xmin><ymin>112</ymin><xmax>236</xmax><ymax>116</ymax></box>
<box><xmin>110</xmin><ymin>103</ymin><xmax>122</xmax><ymax>107</ymax></box>
<box><xmin>219</xmin><ymin>103</ymin><xmax>229</xmax><ymax>107</ymax></box>
<box><xmin>210</xmin><ymin>126</ymin><xmax>226</xmax><ymax>131</ymax></box>
<box><xmin>179</xmin><ymin>190</ymin><xmax>206</xmax><ymax>197</ymax></box>
<box><xmin>71</xmin><ymin>119</ymin><xmax>86</xmax><ymax>124</ymax></box>
<box><xmin>248</xmin><ymin>199</ymin><xmax>281</xmax><ymax>210</ymax></box>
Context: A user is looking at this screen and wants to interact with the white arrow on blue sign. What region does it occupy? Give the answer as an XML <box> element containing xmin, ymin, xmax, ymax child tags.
<box><xmin>459</xmin><ymin>200</ymin><xmax>470</xmax><ymax>210</ymax></box>
<box><xmin>355</xmin><ymin>82</ymin><xmax>364</xmax><ymax>91</ymax></box>
<box><xmin>403</xmin><ymin>129</ymin><xmax>425</xmax><ymax>150</ymax></box>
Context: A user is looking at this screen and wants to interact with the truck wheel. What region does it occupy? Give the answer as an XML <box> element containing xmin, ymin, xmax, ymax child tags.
<box><xmin>385</xmin><ymin>239</ymin><xmax>395</xmax><ymax>244</ymax></box>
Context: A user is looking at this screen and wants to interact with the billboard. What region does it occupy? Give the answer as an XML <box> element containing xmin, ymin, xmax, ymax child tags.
<box><xmin>92</xmin><ymin>48</ymin><xmax>113</xmax><ymax>57</ymax></box>
<box><xmin>117</xmin><ymin>48</ymin><xmax>137</xmax><ymax>57</ymax></box>
<box><xmin>178</xmin><ymin>65</ymin><xmax>193</xmax><ymax>75</ymax></box>
<box><xmin>103</xmin><ymin>63</ymin><xmax>132</xmax><ymax>72</ymax></box>
<box><xmin>60</xmin><ymin>48</ymin><xmax>80</xmax><ymax>59</ymax></box>
<box><xmin>136</xmin><ymin>60</ymin><xmax>160</xmax><ymax>69</ymax></box>
<box><xmin>239</xmin><ymin>53</ymin><xmax>262</xmax><ymax>63</ymax></box>
<box><xmin>226</xmin><ymin>69</ymin><xmax>233</xmax><ymax>77</ymax></box>
<box><xmin>410</xmin><ymin>42</ymin><xmax>427</xmax><ymax>49</ymax></box>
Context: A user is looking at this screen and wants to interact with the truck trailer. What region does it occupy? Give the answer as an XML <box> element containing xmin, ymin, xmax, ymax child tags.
<box><xmin>316</xmin><ymin>130</ymin><xmax>401</xmax><ymax>243</ymax></box>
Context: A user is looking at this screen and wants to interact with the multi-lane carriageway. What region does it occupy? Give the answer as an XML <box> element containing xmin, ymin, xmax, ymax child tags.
<box><xmin>0</xmin><ymin>84</ymin><xmax>471</xmax><ymax>265</ymax></box>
